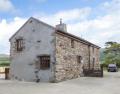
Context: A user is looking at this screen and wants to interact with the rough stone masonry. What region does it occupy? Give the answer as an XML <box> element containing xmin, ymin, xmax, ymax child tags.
<box><xmin>54</xmin><ymin>30</ymin><xmax>100</xmax><ymax>82</ymax></box>
<box><xmin>9</xmin><ymin>17</ymin><xmax>100</xmax><ymax>82</ymax></box>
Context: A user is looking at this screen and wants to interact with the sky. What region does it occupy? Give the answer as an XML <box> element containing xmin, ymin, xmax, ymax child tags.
<box><xmin>0</xmin><ymin>0</ymin><xmax>120</xmax><ymax>54</ymax></box>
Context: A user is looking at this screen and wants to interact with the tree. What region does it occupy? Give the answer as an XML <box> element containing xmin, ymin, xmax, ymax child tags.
<box><xmin>103</xmin><ymin>41</ymin><xmax>120</xmax><ymax>67</ymax></box>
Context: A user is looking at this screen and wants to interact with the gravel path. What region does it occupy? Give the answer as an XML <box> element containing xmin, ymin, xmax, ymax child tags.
<box><xmin>0</xmin><ymin>71</ymin><xmax>120</xmax><ymax>94</ymax></box>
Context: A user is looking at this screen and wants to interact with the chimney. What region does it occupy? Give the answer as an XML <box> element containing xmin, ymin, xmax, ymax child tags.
<box><xmin>56</xmin><ymin>19</ymin><xmax>67</xmax><ymax>32</ymax></box>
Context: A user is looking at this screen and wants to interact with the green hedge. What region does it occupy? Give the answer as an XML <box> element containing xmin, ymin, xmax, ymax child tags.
<box><xmin>0</xmin><ymin>62</ymin><xmax>10</xmax><ymax>66</ymax></box>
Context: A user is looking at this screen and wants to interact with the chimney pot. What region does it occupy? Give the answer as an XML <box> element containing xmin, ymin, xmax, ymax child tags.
<box><xmin>56</xmin><ymin>19</ymin><xmax>67</xmax><ymax>32</ymax></box>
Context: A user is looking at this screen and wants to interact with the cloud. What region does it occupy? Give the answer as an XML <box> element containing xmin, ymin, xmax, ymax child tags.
<box><xmin>35</xmin><ymin>7</ymin><xmax>91</xmax><ymax>25</ymax></box>
<box><xmin>0</xmin><ymin>0</ymin><xmax>120</xmax><ymax>54</ymax></box>
<box><xmin>101</xmin><ymin>0</ymin><xmax>120</xmax><ymax>13</ymax></box>
<box><xmin>33</xmin><ymin>0</ymin><xmax>120</xmax><ymax>48</ymax></box>
<box><xmin>0</xmin><ymin>7</ymin><xmax>91</xmax><ymax>54</ymax></box>
<box><xmin>68</xmin><ymin>1</ymin><xmax>120</xmax><ymax>46</ymax></box>
<box><xmin>0</xmin><ymin>17</ymin><xmax>27</xmax><ymax>54</ymax></box>
<box><xmin>0</xmin><ymin>0</ymin><xmax>15</xmax><ymax>12</ymax></box>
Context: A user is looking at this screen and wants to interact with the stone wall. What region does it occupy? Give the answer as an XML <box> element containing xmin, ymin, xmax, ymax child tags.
<box><xmin>89</xmin><ymin>46</ymin><xmax>100</xmax><ymax>70</ymax></box>
<box><xmin>55</xmin><ymin>33</ymin><xmax>100</xmax><ymax>82</ymax></box>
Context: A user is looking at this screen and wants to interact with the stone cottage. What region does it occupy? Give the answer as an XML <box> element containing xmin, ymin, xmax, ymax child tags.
<box><xmin>9</xmin><ymin>17</ymin><xmax>100</xmax><ymax>82</ymax></box>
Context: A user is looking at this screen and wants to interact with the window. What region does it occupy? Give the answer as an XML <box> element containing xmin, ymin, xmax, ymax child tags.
<box><xmin>92</xmin><ymin>58</ymin><xmax>95</xmax><ymax>69</ymax></box>
<box><xmin>71</xmin><ymin>39</ymin><xmax>74</xmax><ymax>48</ymax></box>
<box><xmin>38</xmin><ymin>56</ymin><xmax>50</xmax><ymax>70</ymax></box>
<box><xmin>15</xmin><ymin>38</ymin><xmax>24</xmax><ymax>51</ymax></box>
<box><xmin>77</xmin><ymin>56</ymin><xmax>82</xmax><ymax>64</ymax></box>
<box><xmin>92</xmin><ymin>47</ymin><xmax>94</xmax><ymax>53</ymax></box>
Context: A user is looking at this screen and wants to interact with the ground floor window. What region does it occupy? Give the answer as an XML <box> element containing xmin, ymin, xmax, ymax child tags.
<box><xmin>38</xmin><ymin>55</ymin><xmax>50</xmax><ymax>70</ymax></box>
<box><xmin>77</xmin><ymin>56</ymin><xmax>82</xmax><ymax>64</ymax></box>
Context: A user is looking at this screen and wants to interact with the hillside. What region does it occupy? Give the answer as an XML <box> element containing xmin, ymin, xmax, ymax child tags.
<box><xmin>0</xmin><ymin>54</ymin><xmax>10</xmax><ymax>66</ymax></box>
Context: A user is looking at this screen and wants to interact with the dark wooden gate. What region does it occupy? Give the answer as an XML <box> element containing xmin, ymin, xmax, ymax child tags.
<box><xmin>5</xmin><ymin>68</ymin><xmax>9</xmax><ymax>80</ymax></box>
<box><xmin>83</xmin><ymin>65</ymin><xmax>103</xmax><ymax>77</ymax></box>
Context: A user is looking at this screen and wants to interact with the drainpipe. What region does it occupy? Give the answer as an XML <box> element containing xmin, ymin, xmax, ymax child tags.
<box><xmin>88</xmin><ymin>45</ymin><xmax>91</xmax><ymax>70</ymax></box>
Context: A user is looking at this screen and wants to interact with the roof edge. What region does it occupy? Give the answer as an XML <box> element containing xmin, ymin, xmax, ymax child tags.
<box><xmin>9</xmin><ymin>17</ymin><xmax>32</xmax><ymax>41</ymax></box>
<box><xmin>31</xmin><ymin>17</ymin><xmax>55</xmax><ymax>29</ymax></box>
<box><xmin>56</xmin><ymin>30</ymin><xmax>100</xmax><ymax>49</ymax></box>
<box><xmin>9</xmin><ymin>17</ymin><xmax>55</xmax><ymax>41</ymax></box>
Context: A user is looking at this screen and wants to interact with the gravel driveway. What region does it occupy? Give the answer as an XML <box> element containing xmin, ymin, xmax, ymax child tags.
<box><xmin>0</xmin><ymin>71</ymin><xmax>120</xmax><ymax>94</ymax></box>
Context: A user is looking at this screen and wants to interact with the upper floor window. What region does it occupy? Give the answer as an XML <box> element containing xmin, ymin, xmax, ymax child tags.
<box><xmin>92</xmin><ymin>47</ymin><xmax>94</xmax><ymax>53</ymax></box>
<box><xmin>71</xmin><ymin>39</ymin><xmax>74</xmax><ymax>48</ymax></box>
<box><xmin>15</xmin><ymin>38</ymin><xmax>24</xmax><ymax>51</ymax></box>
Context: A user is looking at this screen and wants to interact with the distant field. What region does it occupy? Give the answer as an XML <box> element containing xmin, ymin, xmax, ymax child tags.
<box><xmin>0</xmin><ymin>54</ymin><xmax>10</xmax><ymax>66</ymax></box>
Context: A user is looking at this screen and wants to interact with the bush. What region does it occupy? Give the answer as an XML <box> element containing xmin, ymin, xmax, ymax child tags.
<box><xmin>101</xmin><ymin>63</ymin><xmax>108</xmax><ymax>68</ymax></box>
<box><xmin>0</xmin><ymin>62</ymin><xmax>10</xmax><ymax>67</ymax></box>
